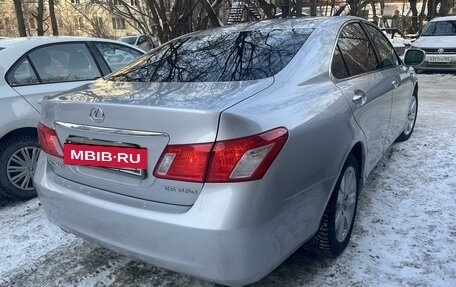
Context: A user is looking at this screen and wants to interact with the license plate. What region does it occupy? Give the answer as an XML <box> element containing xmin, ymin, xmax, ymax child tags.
<box><xmin>428</xmin><ymin>56</ymin><xmax>450</xmax><ymax>63</ymax></box>
<box><xmin>64</xmin><ymin>143</ymin><xmax>147</xmax><ymax>169</ymax></box>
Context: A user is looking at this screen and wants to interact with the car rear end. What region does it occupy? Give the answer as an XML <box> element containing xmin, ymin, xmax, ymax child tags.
<box><xmin>35</xmin><ymin>84</ymin><xmax>291</xmax><ymax>284</ymax></box>
<box><xmin>34</xmin><ymin>20</ymin><xmax>327</xmax><ymax>286</ymax></box>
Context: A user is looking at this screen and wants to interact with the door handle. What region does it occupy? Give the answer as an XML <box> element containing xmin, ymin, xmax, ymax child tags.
<box><xmin>352</xmin><ymin>90</ymin><xmax>367</xmax><ymax>106</ymax></box>
<box><xmin>392</xmin><ymin>80</ymin><xmax>399</xmax><ymax>89</ymax></box>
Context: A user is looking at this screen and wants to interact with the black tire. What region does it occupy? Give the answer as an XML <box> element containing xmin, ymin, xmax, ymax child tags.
<box><xmin>310</xmin><ymin>154</ymin><xmax>360</xmax><ymax>257</ymax></box>
<box><xmin>396</xmin><ymin>92</ymin><xmax>418</xmax><ymax>142</ymax></box>
<box><xmin>0</xmin><ymin>134</ymin><xmax>40</xmax><ymax>200</ymax></box>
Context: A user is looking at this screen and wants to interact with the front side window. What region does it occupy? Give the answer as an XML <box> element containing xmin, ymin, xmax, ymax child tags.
<box><xmin>335</xmin><ymin>22</ymin><xmax>378</xmax><ymax>78</ymax></box>
<box><xmin>365</xmin><ymin>24</ymin><xmax>399</xmax><ymax>69</ymax></box>
<box><xmin>422</xmin><ymin>21</ymin><xmax>456</xmax><ymax>36</ymax></box>
<box><xmin>27</xmin><ymin>43</ymin><xmax>101</xmax><ymax>83</ymax></box>
<box><xmin>109</xmin><ymin>28</ymin><xmax>313</xmax><ymax>82</ymax></box>
<box><xmin>94</xmin><ymin>42</ymin><xmax>143</xmax><ymax>72</ymax></box>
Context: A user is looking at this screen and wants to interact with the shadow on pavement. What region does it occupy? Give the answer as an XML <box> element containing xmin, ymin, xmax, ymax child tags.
<box><xmin>0</xmin><ymin>193</ymin><xmax>20</xmax><ymax>209</ymax></box>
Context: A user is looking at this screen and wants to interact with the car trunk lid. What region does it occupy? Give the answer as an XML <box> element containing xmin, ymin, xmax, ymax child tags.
<box><xmin>43</xmin><ymin>78</ymin><xmax>273</xmax><ymax>206</ymax></box>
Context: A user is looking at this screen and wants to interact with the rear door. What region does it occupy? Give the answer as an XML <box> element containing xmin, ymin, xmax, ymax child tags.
<box><xmin>332</xmin><ymin>22</ymin><xmax>394</xmax><ymax>174</ymax></box>
<box><xmin>363</xmin><ymin>23</ymin><xmax>414</xmax><ymax>144</ymax></box>
<box><xmin>8</xmin><ymin>42</ymin><xmax>102</xmax><ymax>112</ymax></box>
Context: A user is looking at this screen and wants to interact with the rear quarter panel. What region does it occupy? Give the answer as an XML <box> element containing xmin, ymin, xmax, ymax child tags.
<box><xmin>219</xmin><ymin>19</ymin><xmax>366</xmax><ymax>201</ymax></box>
<box><xmin>219</xmin><ymin>80</ymin><xmax>360</xmax><ymax>201</ymax></box>
<box><xmin>0</xmin><ymin>82</ymin><xmax>40</xmax><ymax>139</ymax></box>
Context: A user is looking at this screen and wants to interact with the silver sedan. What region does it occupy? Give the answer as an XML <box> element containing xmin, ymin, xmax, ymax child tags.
<box><xmin>34</xmin><ymin>17</ymin><xmax>424</xmax><ymax>286</ymax></box>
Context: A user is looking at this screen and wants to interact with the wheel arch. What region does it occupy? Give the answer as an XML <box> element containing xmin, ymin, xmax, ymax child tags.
<box><xmin>0</xmin><ymin>127</ymin><xmax>38</xmax><ymax>145</ymax></box>
<box><xmin>350</xmin><ymin>141</ymin><xmax>365</xmax><ymax>187</ymax></box>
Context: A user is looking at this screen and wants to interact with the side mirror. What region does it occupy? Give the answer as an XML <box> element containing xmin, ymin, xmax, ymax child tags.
<box><xmin>404</xmin><ymin>49</ymin><xmax>425</xmax><ymax>66</ymax></box>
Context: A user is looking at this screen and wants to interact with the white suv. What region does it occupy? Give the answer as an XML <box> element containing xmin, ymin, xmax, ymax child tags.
<box><xmin>411</xmin><ymin>16</ymin><xmax>456</xmax><ymax>71</ymax></box>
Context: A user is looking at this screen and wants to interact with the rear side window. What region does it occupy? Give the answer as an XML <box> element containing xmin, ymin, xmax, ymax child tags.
<box><xmin>109</xmin><ymin>28</ymin><xmax>313</xmax><ymax>82</ymax></box>
<box><xmin>333</xmin><ymin>22</ymin><xmax>378</xmax><ymax>78</ymax></box>
<box><xmin>331</xmin><ymin>45</ymin><xmax>349</xmax><ymax>79</ymax></box>
<box><xmin>28</xmin><ymin>43</ymin><xmax>101</xmax><ymax>83</ymax></box>
<box><xmin>365</xmin><ymin>24</ymin><xmax>399</xmax><ymax>69</ymax></box>
<box><xmin>7</xmin><ymin>58</ymin><xmax>39</xmax><ymax>86</ymax></box>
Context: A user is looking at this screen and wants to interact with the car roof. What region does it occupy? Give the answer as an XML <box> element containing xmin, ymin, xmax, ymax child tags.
<box><xmin>0</xmin><ymin>36</ymin><xmax>144</xmax><ymax>52</ymax></box>
<box><xmin>171</xmin><ymin>16</ymin><xmax>355</xmax><ymax>41</ymax></box>
<box><xmin>430</xmin><ymin>16</ymin><xmax>456</xmax><ymax>22</ymax></box>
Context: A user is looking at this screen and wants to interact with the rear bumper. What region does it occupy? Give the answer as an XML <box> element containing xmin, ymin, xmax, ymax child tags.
<box><xmin>34</xmin><ymin>153</ymin><xmax>333</xmax><ymax>286</ymax></box>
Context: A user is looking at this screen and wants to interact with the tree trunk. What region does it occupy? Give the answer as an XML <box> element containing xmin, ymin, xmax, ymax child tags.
<box><xmin>310</xmin><ymin>0</ymin><xmax>317</xmax><ymax>16</ymax></box>
<box><xmin>256</xmin><ymin>0</ymin><xmax>275</xmax><ymax>18</ymax></box>
<box><xmin>439</xmin><ymin>0</ymin><xmax>451</xmax><ymax>16</ymax></box>
<box><xmin>296</xmin><ymin>0</ymin><xmax>303</xmax><ymax>17</ymax></box>
<box><xmin>409</xmin><ymin>0</ymin><xmax>419</xmax><ymax>33</ymax></box>
<box><xmin>49</xmin><ymin>0</ymin><xmax>59</xmax><ymax>36</ymax></box>
<box><xmin>36</xmin><ymin>0</ymin><xmax>45</xmax><ymax>36</ymax></box>
<box><xmin>419</xmin><ymin>0</ymin><xmax>427</xmax><ymax>31</ymax></box>
<box><xmin>427</xmin><ymin>0</ymin><xmax>437</xmax><ymax>20</ymax></box>
<box><xmin>13</xmin><ymin>0</ymin><xmax>27</xmax><ymax>37</ymax></box>
<box><xmin>200</xmin><ymin>0</ymin><xmax>222</xmax><ymax>27</ymax></box>
<box><xmin>347</xmin><ymin>0</ymin><xmax>359</xmax><ymax>16</ymax></box>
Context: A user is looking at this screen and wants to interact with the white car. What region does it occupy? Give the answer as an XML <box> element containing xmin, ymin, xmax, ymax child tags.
<box><xmin>0</xmin><ymin>37</ymin><xmax>144</xmax><ymax>199</ymax></box>
<box><xmin>119</xmin><ymin>35</ymin><xmax>158</xmax><ymax>51</ymax></box>
<box><xmin>411</xmin><ymin>16</ymin><xmax>456</xmax><ymax>71</ymax></box>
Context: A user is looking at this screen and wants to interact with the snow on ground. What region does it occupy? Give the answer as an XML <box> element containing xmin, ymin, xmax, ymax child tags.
<box><xmin>1</xmin><ymin>73</ymin><xmax>455</xmax><ymax>287</ymax></box>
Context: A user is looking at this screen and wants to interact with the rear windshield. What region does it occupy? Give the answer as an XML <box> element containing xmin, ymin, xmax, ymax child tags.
<box><xmin>109</xmin><ymin>28</ymin><xmax>312</xmax><ymax>82</ymax></box>
<box><xmin>422</xmin><ymin>21</ymin><xmax>456</xmax><ymax>36</ymax></box>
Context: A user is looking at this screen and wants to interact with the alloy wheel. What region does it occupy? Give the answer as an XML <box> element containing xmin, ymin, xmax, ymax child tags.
<box><xmin>334</xmin><ymin>166</ymin><xmax>357</xmax><ymax>243</ymax></box>
<box><xmin>404</xmin><ymin>97</ymin><xmax>417</xmax><ymax>136</ymax></box>
<box><xmin>6</xmin><ymin>146</ymin><xmax>40</xmax><ymax>191</ymax></box>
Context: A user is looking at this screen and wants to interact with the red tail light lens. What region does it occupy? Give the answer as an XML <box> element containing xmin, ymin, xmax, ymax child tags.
<box><xmin>154</xmin><ymin>128</ymin><xmax>288</xmax><ymax>183</ymax></box>
<box><xmin>153</xmin><ymin>143</ymin><xmax>213</xmax><ymax>183</ymax></box>
<box><xmin>207</xmin><ymin>128</ymin><xmax>288</xmax><ymax>182</ymax></box>
<box><xmin>37</xmin><ymin>123</ymin><xmax>64</xmax><ymax>158</ymax></box>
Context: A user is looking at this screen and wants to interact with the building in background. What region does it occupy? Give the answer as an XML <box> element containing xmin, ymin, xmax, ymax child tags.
<box><xmin>0</xmin><ymin>0</ymin><xmax>142</xmax><ymax>39</ymax></box>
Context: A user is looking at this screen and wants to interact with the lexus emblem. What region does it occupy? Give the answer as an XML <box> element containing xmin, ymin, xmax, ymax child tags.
<box><xmin>438</xmin><ymin>48</ymin><xmax>445</xmax><ymax>54</ymax></box>
<box><xmin>89</xmin><ymin>107</ymin><xmax>105</xmax><ymax>123</ymax></box>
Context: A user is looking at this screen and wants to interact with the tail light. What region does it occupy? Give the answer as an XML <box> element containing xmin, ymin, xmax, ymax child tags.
<box><xmin>154</xmin><ymin>143</ymin><xmax>213</xmax><ymax>183</ymax></box>
<box><xmin>207</xmin><ymin>128</ymin><xmax>288</xmax><ymax>182</ymax></box>
<box><xmin>154</xmin><ymin>128</ymin><xmax>288</xmax><ymax>183</ymax></box>
<box><xmin>37</xmin><ymin>123</ymin><xmax>64</xmax><ymax>158</ymax></box>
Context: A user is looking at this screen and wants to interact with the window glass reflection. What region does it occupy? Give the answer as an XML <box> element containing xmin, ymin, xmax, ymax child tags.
<box><xmin>110</xmin><ymin>28</ymin><xmax>312</xmax><ymax>82</ymax></box>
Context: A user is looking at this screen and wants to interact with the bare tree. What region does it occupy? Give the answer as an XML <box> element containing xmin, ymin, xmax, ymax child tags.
<box><xmin>426</xmin><ymin>0</ymin><xmax>451</xmax><ymax>19</ymax></box>
<box><xmin>49</xmin><ymin>0</ymin><xmax>59</xmax><ymax>35</ymax></box>
<box><xmin>36</xmin><ymin>0</ymin><xmax>46</xmax><ymax>36</ymax></box>
<box><xmin>409</xmin><ymin>0</ymin><xmax>419</xmax><ymax>33</ymax></box>
<box><xmin>63</xmin><ymin>1</ymin><xmax>112</xmax><ymax>38</ymax></box>
<box><xmin>13</xmin><ymin>0</ymin><xmax>27</xmax><ymax>36</ymax></box>
<box><xmin>97</xmin><ymin>0</ymin><xmax>226</xmax><ymax>43</ymax></box>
